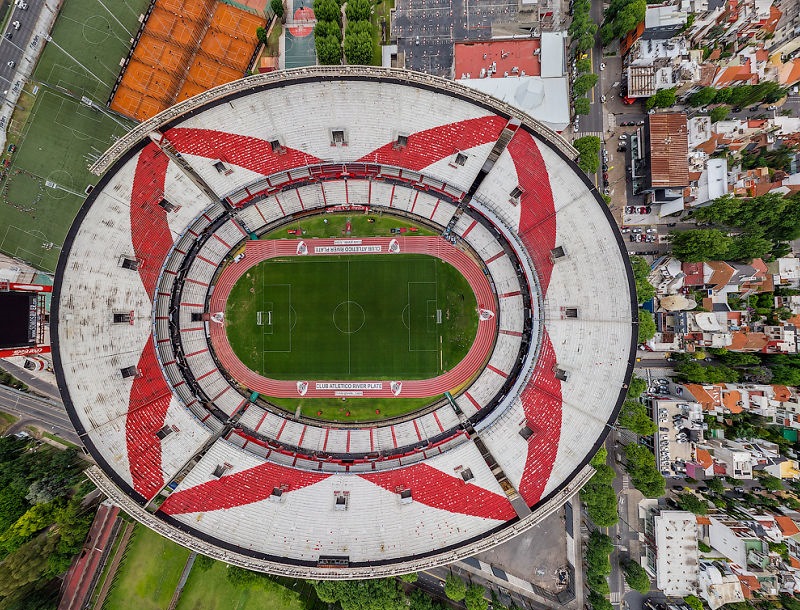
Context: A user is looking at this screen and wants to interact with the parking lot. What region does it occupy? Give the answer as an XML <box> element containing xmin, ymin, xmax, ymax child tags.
<box><xmin>393</xmin><ymin>0</ymin><xmax>519</xmax><ymax>76</ymax></box>
<box><xmin>652</xmin><ymin>395</ymin><xmax>703</xmax><ymax>477</ymax></box>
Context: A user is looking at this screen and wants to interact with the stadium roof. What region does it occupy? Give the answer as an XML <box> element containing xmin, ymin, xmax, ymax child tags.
<box><xmin>53</xmin><ymin>67</ymin><xmax>636</xmax><ymax>577</ymax></box>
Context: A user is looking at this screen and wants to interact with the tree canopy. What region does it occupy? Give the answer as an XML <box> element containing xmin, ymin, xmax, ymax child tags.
<box><xmin>668</xmin><ymin>229</ymin><xmax>733</xmax><ymax>262</ymax></box>
<box><xmin>574</xmin><ymin>136</ymin><xmax>601</xmax><ymax>174</ymax></box>
<box><xmin>622</xmin><ymin>559</ymin><xmax>651</xmax><ymax>594</ymax></box>
<box><xmin>688</xmin><ymin>87</ymin><xmax>717</xmax><ymax>107</ymax></box>
<box><xmin>709</xmin><ymin>105</ymin><xmax>729</xmax><ymax>123</ymax></box>
<box><xmin>316</xmin><ymin>34</ymin><xmax>342</xmax><ymax>64</ymax></box>
<box><xmin>676</xmin><ymin>361</ymin><xmax>739</xmax><ymax>384</ymax></box>
<box><xmin>345</xmin><ymin>0</ymin><xmax>371</xmax><ymax>21</ymax></box>
<box><xmin>676</xmin><ymin>492</ymin><xmax>708</xmax><ymax>515</ymax></box>
<box><xmin>628</xmin><ymin>374</ymin><xmax>647</xmax><ymax>399</ymax></box>
<box><xmin>315</xmin><ymin>20</ymin><xmax>342</xmax><ymax>40</ymax></box>
<box><xmin>444</xmin><ymin>573</ymin><xmax>467</xmax><ymax>601</ymax></box>
<box><xmin>601</xmin><ymin>0</ymin><xmax>645</xmax><ymax>44</ymax></box>
<box><xmin>464</xmin><ymin>584</ymin><xmax>489</xmax><ymax>610</ymax></box>
<box><xmin>313</xmin><ymin>578</ymin><xmax>407</xmax><ymax>610</ymax></box>
<box><xmin>618</xmin><ymin>399</ymin><xmax>657</xmax><ymax>436</ymax></box>
<box><xmin>625</xmin><ymin>443</ymin><xmax>665</xmax><ymax>497</ymax></box>
<box><xmin>646</xmin><ymin>88</ymin><xmax>676</xmax><ymax>110</ymax></box>
<box><xmin>693</xmin><ymin>193</ymin><xmax>800</xmax><ymax>247</ymax></box>
<box><xmin>313</xmin><ymin>0</ymin><xmax>341</xmax><ymax>22</ymax></box>
<box><xmin>343</xmin><ymin>25</ymin><xmax>373</xmax><ymax>65</ymax></box>
<box><xmin>630</xmin><ymin>255</ymin><xmax>655</xmax><ymax>303</ymax></box>
<box><xmin>574</xmin><ymin>97</ymin><xmax>591</xmax><ymax>115</ymax></box>
<box><xmin>638</xmin><ymin>309</ymin><xmax>656</xmax><ymax>343</ymax></box>
<box><xmin>573</xmin><ymin>73</ymin><xmax>599</xmax><ymax>97</ymax></box>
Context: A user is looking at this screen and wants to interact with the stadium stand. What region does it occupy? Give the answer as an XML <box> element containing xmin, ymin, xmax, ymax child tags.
<box><xmin>54</xmin><ymin>69</ymin><xmax>635</xmax><ymax>576</ymax></box>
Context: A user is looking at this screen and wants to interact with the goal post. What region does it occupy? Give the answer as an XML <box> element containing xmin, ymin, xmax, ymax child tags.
<box><xmin>257</xmin><ymin>310</ymin><xmax>273</xmax><ymax>328</ymax></box>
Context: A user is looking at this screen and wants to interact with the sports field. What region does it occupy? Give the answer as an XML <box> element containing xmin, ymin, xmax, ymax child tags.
<box><xmin>0</xmin><ymin>0</ymin><xmax>147</xmax><ymax>271</ymax></box>
<box><xmin>225</xmin><ymin>253</ymin><xmax>478</xmax><ymax>380</ymax></box>
<box><xmin>104</xmin><ymin>524</ymin><xmax>190</xmax><ymax>610</ymax></box>
<box><xmin>261</xmin><ymin>213</ymin><xmax>437</xmax><ymax>240</ymax></box>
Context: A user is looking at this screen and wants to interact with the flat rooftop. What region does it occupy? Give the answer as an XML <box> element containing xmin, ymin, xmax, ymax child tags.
<box><xmin>454</xmin><ymin>40</ymin><xmax>542</xmax><ymax>79</ymax></box>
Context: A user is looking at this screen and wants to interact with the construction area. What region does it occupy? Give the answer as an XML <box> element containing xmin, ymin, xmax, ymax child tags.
<box><xmin>109</xmin><ymin>0</ymin><xmax>264</xmax><ymax>121</ymax></box>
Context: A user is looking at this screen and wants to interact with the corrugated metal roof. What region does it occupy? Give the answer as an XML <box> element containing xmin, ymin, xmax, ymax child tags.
<box><xmin>648</xmin><ymin>113</ymin><xmax>689</xmax><ymax>188</ymax></box>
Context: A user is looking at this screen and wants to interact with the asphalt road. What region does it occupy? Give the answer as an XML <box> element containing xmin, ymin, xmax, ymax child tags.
<box><xmin>0</xmin><ymin>0</ymin><xmax>44</xmax><ymax>100</ymax></box>
<box><xmin>0</xmin><ymin>359</ymin><xmax>61</xmax><ymax>400</ymax></box>
<box><xmin>0</xmin><ymin>384</ymin><xmax>81</xmax><ymax>445</ymax></box>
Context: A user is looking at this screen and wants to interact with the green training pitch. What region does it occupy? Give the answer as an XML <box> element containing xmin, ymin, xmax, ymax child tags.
<box><xmin>225</xmin><ymin>253</ymin><xmax>478</xmax><ymax>381</ymax></box>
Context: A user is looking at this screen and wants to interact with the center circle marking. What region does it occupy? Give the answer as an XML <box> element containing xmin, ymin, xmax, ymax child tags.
<box><xmin>333</xmin><ymin>300</ymin><xmax>365</xmax><ymax>334</ymax></box>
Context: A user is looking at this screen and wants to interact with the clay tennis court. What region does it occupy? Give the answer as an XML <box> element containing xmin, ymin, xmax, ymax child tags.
<box><xmin>110</xmin><ymin>0</ymin><xmax>263</xmax><ymax>121</ymax></box>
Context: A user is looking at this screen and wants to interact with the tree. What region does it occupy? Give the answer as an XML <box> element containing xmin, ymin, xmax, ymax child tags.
<box><xmin>313</xmin><ymin>579</ymin><xmax>407</xmax><ymax>610</ymax></box>
<box><xmin>646</xmin><ymin>88</ymin><xmax>676</xmax><ymax>110</ymax></box>
<box><xmin>760</xmin><ymin>474</ymin><xmax>783</xmax><ymax>491</ymax></box>
<box><xmin>574</xmin><ymin>135</ymin><xmax>601</xmax><ymax>174</ymax></box>
<box><xmin>444</xmin><ymin>573</ymin><xmax>466</xmax><ymax>601</ymax></box>
<box><xmin>464</xmin><ymin>584</ymin><xmax>489</xmax><ymax>610</ymax></box>
<box><xmin>573</xmin><ymin>73</ymin><xmax>599</xmax><ymax>97</ymax></box>
<box><xmin>256</xmin><ymin>26</ymin><xmax>268</xmax><ymax>45</ymax></box>
<box><xmin>316</xmin><ymin>34</ymin><xmax>342</xmax><ymax>65</ymax></box>
<box><xmin>684</xmin><ymin>595</ymin><xmax>704</xmax><ymax>610</ymax></box>
<box><xmin>669</xmin><ymin>229</ymin><xmax>733</xmax><ymax>262</ymax></box>
<box><xmin>618</xmin><ymin>399</ymin><xmax>656</xmax><ymax>435</ymax></box>
<box><xmin>676</xmin><ymin>492</ymin><xmax>708</xmax><ymax>515</ymax></box>
<box><xmin>345</xmin><ymin>0</ymin><xmax>371</xmax><ymax>21</ymax></box>
<box><xmin>574</xmin><ymin>97</ymin><xmax>591</xmax><ymax>115</ymax></box>
<box><xmin>726</xmin><ymin>234</ymin><xmax>772</xmax><ymax>262</ymax></box>
<box><xmin>715</xmin><ymin>350</ymin><xmax>760</xmax><ymax>368</ymax></box>
<box><xmin>576</xmin><ymin>57</ymin><xmax>592</xmax><ymax>73</ymax></box>
<box><xmin>589</xmin><ymin>591</ymin><xmax>614</xmax><ymax>610</ymax></box>
<box><xmin>622</xmin><ymin>559</ymin><xmax>651</xmax><ymax>594</ymax></box>
<box><xmin>344</xmin><ymin>28</ymin><xmax>373</xmax><ymax>65</ymax></box>
<box><xmin>315</xmin><ymin>20</ymin><xmax>342</xmax><ymax>40</ymax></box>
<box><xmin>709</xmin><ymin>105</ymin><xmax>730</xmax><ymax>123</ymax></box>
<box><xmin>625</xmin><ymin>443</ymin><xmax>665</xmax><ymax>498</ymax></box>
<box><xmin>345</xmin><ymin>19</ymin><xmax>373</xmax><ymax>37</ymax></box>
<box><xmin>628</xmin><ymin>374</ymin><xmax>646</xmax><ymax>399</ymax></box>
<box><xmin>630</xmin><ymin>255</ymin><xmax>655</xmax><ymax>303</ymax></box>
<box><xmin>676</xmin><ymin>362</ymin><xmax>739</xmax><ymax>384</ymax></box>
<box><xmin>638</xmin><ymin>309</ymin><xmax>656</xmax><ymax>343</ymax></box>
<box><xmin>409</xmin><ymin>590</ymin><xmax>444</xmax><ymax>610</ymax></box>
<box><xmin>688</xmin><ymin>87</ymin><xmax>717</xmax><ymax>107</ymax></box>
<box><xmin>707</xmin><ymin>477</ymin><xmax>724</xmax><ymax>494</ymax></box>
<box><xmin>581</xmin><ymin>462</ymin><xmax>619</xmax><ymax>527</ymax></box>
<box><xmin>576</xmin><ymin>32</ymin><xmax>595</xmax><ymax>53</ymax></box>
<box><xmin>313</xmin><ymin>0</ymin><xmax>341</xmax><ymax>22</ymax></box>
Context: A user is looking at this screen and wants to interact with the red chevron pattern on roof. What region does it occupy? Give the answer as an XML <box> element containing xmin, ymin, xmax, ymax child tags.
<box><xmin>517</xmin><ymin>330</ymin><xmax>562</xmax><ymax>505</ymax></box>
<box><xmin>159</xmin><ymin>461</ymin><xmax>332</xmax><ymax>514</ymax></box>
<box><xmin>126</xmin><ymin>338</ymin><xmax>173</xmax><ymax>500</ymax></box>
<box><xmin>357</xmin><ymin>116</ymin><xmax>507</xmax><ymax>170</ymax></box>
<box><xmin>130</xmin><ymin>143</ymin><xmax>172</xmax><ymax>298</ymax></box>
<box><xmin>164</xmin><ymin>128</ymin><xmax>323</xmax><ymax>176</ymax></box>
<box><xmin>360</xmin><ymin>462</ymin><xmax>516</xmax><ymax>521</ymax></box>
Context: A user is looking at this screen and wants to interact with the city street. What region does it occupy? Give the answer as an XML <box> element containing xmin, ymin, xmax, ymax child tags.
<box><xmin>0</xmin><ymin>384</ymin><xmax>80</xmax><ymax>445</ymax></box>
<box><xmin>0</xmin><ymin>0</ymin><xmax>47</xmax><ymax>108</ymax></box>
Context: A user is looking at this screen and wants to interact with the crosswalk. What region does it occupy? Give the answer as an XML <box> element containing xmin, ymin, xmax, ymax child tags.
<box><xmin>577</xmin><ymin>130</ymin><xmax>603</xmax><ymax>138</ymax></box>
<box><xmin>622</xmin><ymin>474</ymin><xmax>630</xmax><ymax>491</ymax></box>
<box><xmin>610</xmin><ymin>592</ymin><xmax>621</xmax><ymax>603</ymax></box>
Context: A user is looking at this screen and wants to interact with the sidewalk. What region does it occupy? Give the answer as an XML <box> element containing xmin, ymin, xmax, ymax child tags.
<box><xmin>0</xmin><ymin>0</ymin><xmax>62</xmax><ymax>153</ymax></box>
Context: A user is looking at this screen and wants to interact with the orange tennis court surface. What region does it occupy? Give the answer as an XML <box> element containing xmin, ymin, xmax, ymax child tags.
<box><xmin>110</xmin><ymin>0</ymin><xmax>264</xmax><ymax>121</ymax></box>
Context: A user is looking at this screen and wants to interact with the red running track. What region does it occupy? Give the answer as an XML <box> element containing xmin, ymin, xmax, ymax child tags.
<box><xmin>207</xmin><ymin>236</ymin><xmax>497</xmax><ymax>398</ymax></box>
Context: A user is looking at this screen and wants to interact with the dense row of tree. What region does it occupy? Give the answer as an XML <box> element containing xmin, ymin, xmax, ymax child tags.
<box><xmin>581</xmin><ymin>448</ymin><xmax>618</xmax><ymax>527</ymax></box>
<box><xmin>568</xmin><ymin>0</ymin><xmax>596</xmax><ymax>54</ymax></box>
<box><xmin>671</xmin><ymin>192</ymin><xmax>800</xmax><ymax>262</ymax></box>
<box><xmin>343</xmin><ymin>0</ymin><xmax>374</xmax><ymax>65</ymax></box>
<box><xmin>600</xmin><ymin>0</ymin><xmax>645</xmax><ymax>45</ymax></box>
<box><xmin>586</xmin><ymin>530</ymin><xmax>613</xmax><ymax>595</ymax></box>
<box><xmin>687</xmin><ymin>82</ymin><xmax>786</xmax><ymax>108</ymax></box>
<box><xmin>315</xmin><ymin>0</ymin><xmax>376</xmax><ymax>65</ymax></box>
<box><xmin>314</xmin><ymin>0</ymin><xmax>343</xmax><ymax>64</ymax></box>
<box><xmin>0</xmin><ymin>437</ymin><xmax>94</xmax><ymax>609</ymax></box>
<box><xmin>573</xmin><ymin>136</ymin><xmax>601</xmax><ymax>174</ymax></box>
<box><xmin>624</xmin><ymin>443</ymin><xmax>665</xmax><ymax>498</ymax></box>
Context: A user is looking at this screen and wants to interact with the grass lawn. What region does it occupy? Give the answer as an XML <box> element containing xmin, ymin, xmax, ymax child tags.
<box><xmin>266</xmin><ymin>395</ymin><xmax>439</xmax><ymax>422</ymax></box>
<box><xmin>261</xmin><ymin>212</ymin><xmax>436</xmax><ymax>240</ymax></box>
<box><xmin>225</xmin><ymin>253</ymin><xmax>477</xmax><ymax>380</ymax></box>
<box><xmin>176</xmin><ymin>561</ymin><xmax>309</xmax><ymax>610</ymax></box>
<box><xmin>0</xmin><ymin>411</ymin><xmax>17</xmax><ymax>434</ymax></box>
<box><xmin>0</xmin><ymin>0</ymin><xmax>147</xmax><ymax>271</ymax></box>
<box><xmin>370</xmin><ymin>0</ymin><xmax>394</xmax><ymax>64</ymax></box>
<box><xmin>266</xmin><ymin>21</ymin><xmax>282</xmax><ymax>56</ymax></box>
<box><xmin>104</xmin><ymin>524</ymin><xmax>191</xmax><ymax>610</ymax></box>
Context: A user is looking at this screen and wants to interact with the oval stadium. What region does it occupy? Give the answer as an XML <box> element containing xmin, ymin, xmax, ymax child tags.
<box><xmin>52</xmin><ymin>67</ymin><xmax>638</xmax><ymax>578</ymax></box>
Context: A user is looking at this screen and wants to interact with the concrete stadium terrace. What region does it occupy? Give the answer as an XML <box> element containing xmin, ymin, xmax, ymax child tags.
<box><xmin>53</xmin><ymin>67</ymin><xmax>637</xmax><ymax>577</ymax></box>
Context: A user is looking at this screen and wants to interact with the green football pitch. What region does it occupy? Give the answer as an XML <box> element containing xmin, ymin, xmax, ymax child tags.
<box><xmin>225</xmin><ymin>253</ymin><xmax>478</xmax><ymax>381</ymax></box>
